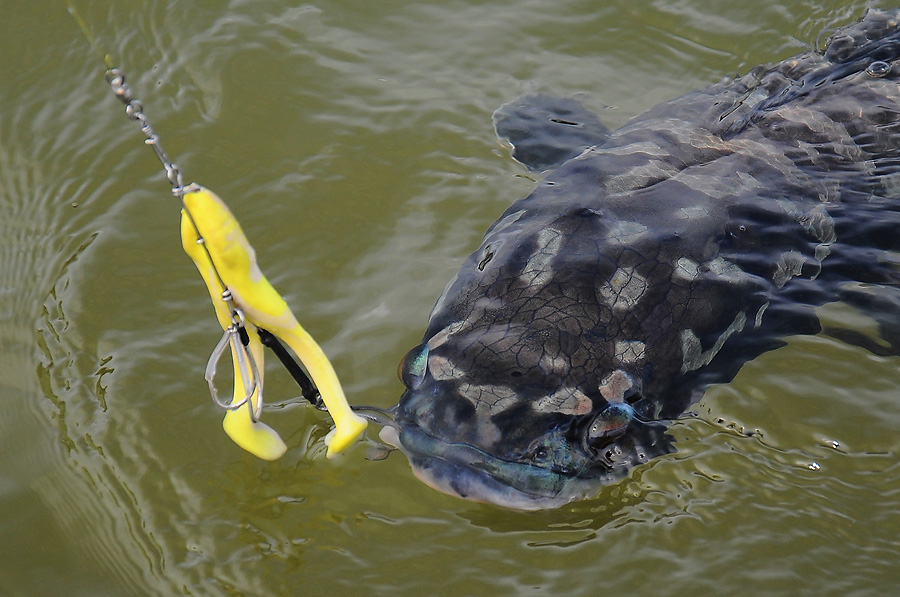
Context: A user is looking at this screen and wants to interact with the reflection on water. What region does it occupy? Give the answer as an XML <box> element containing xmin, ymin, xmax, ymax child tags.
<box><xmin>1</xmin><ymin>0</ymin><xmax>899</xmax><ymax>594</ymax></box>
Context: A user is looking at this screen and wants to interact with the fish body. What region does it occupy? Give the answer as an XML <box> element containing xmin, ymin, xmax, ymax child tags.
<box><xmin>384</xmin><ymin>10</ymin><xmax>900</xmax><ymax>509</ymax></box>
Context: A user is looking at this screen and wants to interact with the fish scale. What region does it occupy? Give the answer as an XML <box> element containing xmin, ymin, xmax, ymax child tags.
<box><xmin>383</xmin><ymin>9</ymin><xmax>900</xmax><ymax>510</ymax></box>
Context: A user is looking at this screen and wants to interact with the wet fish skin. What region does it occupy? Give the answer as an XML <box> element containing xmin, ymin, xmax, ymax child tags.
<box><xmin>389</xmin><ymin>9</ymin><xmax>900</xmax><ymax>509</ymax></box>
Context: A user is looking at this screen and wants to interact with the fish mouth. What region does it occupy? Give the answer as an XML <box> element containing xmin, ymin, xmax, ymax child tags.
<box><xmin>379</xmin><ymin>424</ymin><xmax>605</xmax><ymax>511</ymax></box>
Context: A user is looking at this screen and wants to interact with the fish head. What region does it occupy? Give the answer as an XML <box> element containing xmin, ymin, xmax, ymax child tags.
<box><xmin>382</xmin><ymin>220</ymin><xmax>684</xmax><ymax>509</ymax></box>
<box><xmin>384</xmin><ymin>319</ymin><xmax>676</xmax><ymax>509</ymax></box>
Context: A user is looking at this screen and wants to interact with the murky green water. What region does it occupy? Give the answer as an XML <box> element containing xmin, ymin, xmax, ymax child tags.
<box><xmin>2</xmin><ymin>0</ymin><xmax>899</xmax><ymax>594</ymax></box>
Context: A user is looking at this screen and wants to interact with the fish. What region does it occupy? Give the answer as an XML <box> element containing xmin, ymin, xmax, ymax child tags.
<box><xmin>379</xmin><ymin>9</ymin><xmax>900</xmax><ymax>510</ymax></box>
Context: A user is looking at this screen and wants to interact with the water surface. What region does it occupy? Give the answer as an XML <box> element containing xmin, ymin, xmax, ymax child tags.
<box><xmin>1</xmin><ymin>0</ymin><xmax>898</xmax><ymax>594</ymax></box>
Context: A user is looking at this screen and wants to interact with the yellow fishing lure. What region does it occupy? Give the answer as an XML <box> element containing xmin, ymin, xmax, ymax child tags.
<box><xmin>180</xmin><ymin>186</ymin><xmax>367</xmax><ymax>459</ymax></box>
<box><xmin>63</xmin><ymin>0</ymin><xmax>363</xmax><ymax>461</ymax></box>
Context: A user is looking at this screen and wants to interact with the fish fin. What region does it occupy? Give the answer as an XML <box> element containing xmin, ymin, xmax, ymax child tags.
<box><xmin>492</xmin><ymin>93</ymin><xmax>610</xmax><ymax>172</ymax></box>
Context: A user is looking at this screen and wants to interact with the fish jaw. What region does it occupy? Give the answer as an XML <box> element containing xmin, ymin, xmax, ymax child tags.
<box><xmin>379</xmin><ymin>424</ymin><xmax>600</xmax><ymax>511</ymax></box>
<box><xmin>382</xmin><ymin>377</ymin><xmax>666</xmax><ymax>510</ymax></box>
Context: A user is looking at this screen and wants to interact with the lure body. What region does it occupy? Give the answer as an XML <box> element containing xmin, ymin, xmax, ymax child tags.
<box><xmin>181</xmin><ymin>186</ymin><xmax>367</xmax><ymax>459</ymax></box>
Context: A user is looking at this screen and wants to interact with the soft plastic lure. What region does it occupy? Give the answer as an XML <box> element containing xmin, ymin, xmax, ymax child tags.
<box><xmin>180</xmin><ymin>186</ymin><xmax>367</xmax><ymax>459</ymax></box>
<box><xmin>67</xmin><ymin>0</ymin><xmax>367</xmax><ymax>460</ymax></box>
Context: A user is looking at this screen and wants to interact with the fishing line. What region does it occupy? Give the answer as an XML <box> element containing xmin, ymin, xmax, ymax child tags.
<box><xmin>65</xmin><ymin>0</ymin><xmax>322</xmax><ymax>412</ymax></box>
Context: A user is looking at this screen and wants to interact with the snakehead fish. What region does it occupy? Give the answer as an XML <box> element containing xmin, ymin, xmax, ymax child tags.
<box><xmin>381</xmin><ymin>9</ymin><xmax>900</xmax><ymax>510</ymax></box>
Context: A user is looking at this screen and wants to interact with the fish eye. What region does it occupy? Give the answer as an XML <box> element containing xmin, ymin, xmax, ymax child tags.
<box><xmin>397</xmin><ymin>343</ymin><xmax>429</xmax><ymax>389</ymax></box>
<box><xmin>585</xmin><ymin>403</ymin><xmax>634</xmax><ymax>449</ymax></box>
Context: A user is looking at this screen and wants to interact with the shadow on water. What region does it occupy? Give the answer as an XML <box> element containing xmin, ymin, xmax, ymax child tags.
<box><xmin>454</xmin><ymin>472</ymin><xmax>671</xmax><ymax>548</ymax></box>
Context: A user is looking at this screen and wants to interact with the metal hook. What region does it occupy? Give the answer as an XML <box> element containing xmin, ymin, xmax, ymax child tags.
<box><xmin>205</xmin><ymin>323</ymin><xmax>264</xmax><ymax>422</ymax></box>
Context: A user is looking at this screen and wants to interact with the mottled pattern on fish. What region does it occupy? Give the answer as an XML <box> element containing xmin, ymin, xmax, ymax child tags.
<box><xmin>388</xmin><ymin>10</ymin><xmax>900</xmax><ymax>509</ymax></box>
